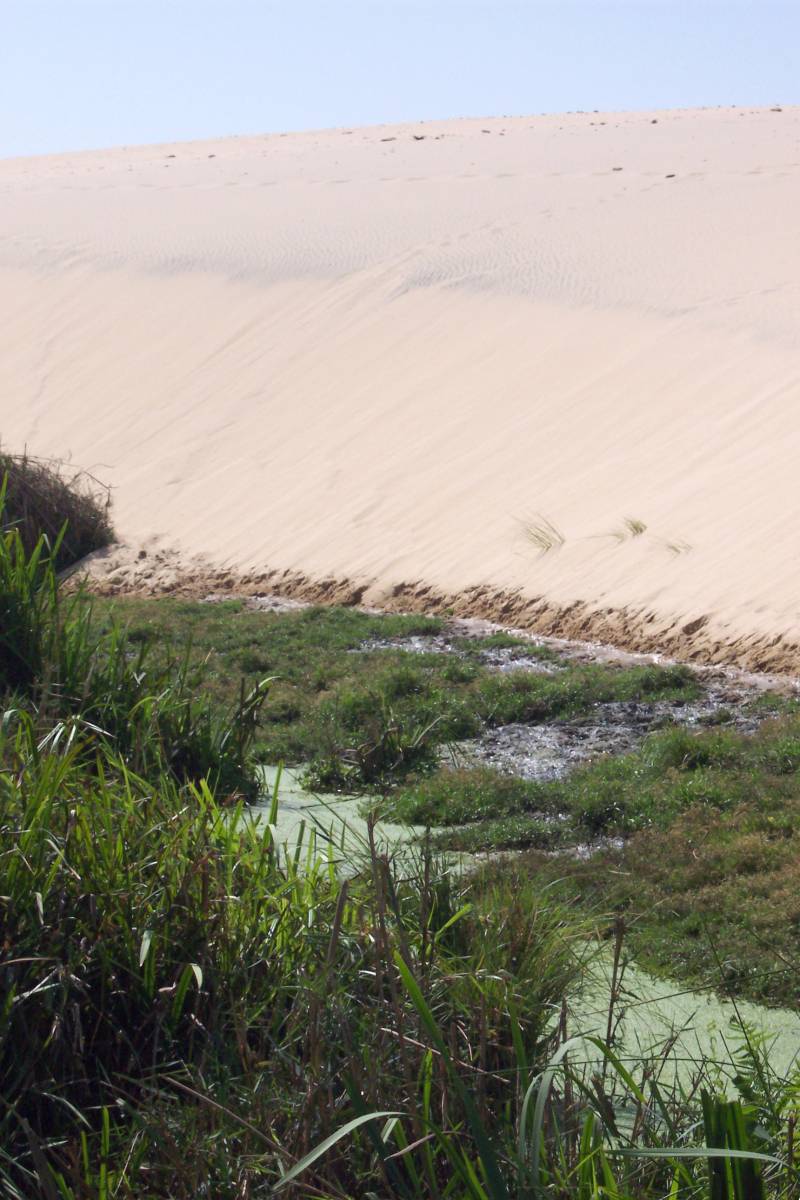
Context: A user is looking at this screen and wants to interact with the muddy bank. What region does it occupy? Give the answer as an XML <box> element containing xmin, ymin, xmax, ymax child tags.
<box><xmin>79</xmin><ymin>544</ymin><xmax>799</xmax><ymax>789</ymax></box>
<box><xmin>76</xmin><ymin>541</ymin><xmax>800</xmax><ymax>676</ymax></box>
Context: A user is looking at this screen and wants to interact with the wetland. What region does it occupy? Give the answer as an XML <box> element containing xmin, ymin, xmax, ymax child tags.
<box><xmin>7</xmin><ymin>513</ymin><xmax>800</xmax><ymax>1197</ymax></box>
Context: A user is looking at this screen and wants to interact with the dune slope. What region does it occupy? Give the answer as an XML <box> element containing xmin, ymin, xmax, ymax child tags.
<box><xmin>1</xmin><ymin>107</ymin><xmax>799</xmax><ymax>668</ymax></box>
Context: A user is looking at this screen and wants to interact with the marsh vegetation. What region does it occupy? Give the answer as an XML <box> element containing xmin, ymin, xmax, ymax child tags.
<box><xmin>3</xmin><ymin>469</ymin><xmax>800</xmax><ymax>1198</ymax></box>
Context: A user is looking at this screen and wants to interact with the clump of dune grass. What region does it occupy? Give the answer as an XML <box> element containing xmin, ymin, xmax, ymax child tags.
<box><xmin>522</xmin><ymin>514</ymin><xmax>566</xmax><ymax>554</ymax></box>
<box><xmin>623</xmin><ymin>515</ymin><xmax>647</xmax><ymax>537</ymax></box>
<box><xmin>579</xmin><ymin>514</ymin><xmax>696</xmax><ymax>557</ymax></box>
<box><xmin>589</xmin><ymin>514</ymin><xmax>649</xmax><ymax>544</ymax></box>
<box><xmin>0</xmin><ymin>450</ymin><xmax>113</xmax><ymax>568</ymax></box>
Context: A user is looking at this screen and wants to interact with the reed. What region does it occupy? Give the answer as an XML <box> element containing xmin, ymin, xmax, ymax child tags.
<box><xmin>0</xmin><ymin>724</ymin><xmax>586</xmax><ymax>1197</ymax></box>
<box><xmin>287</xmin><ymin>915</ymin><xmax>798</xmax><ymax>1200</ymax></box>
<box><xmin>0</xmin><ymin>480</ymin><xmax>267</xmax><ymax>797</ymax></box>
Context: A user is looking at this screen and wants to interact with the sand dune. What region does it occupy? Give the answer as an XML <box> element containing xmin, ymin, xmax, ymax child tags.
<box><xmin>1</xmin><ymin>107</ymin><xmax>800</xmax><ymax>669</ymax></box>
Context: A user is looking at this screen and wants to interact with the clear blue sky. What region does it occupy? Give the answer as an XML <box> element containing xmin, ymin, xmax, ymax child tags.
<box><xmin>3</xmin><ymin>0</ymin><xmax>798</xmax><ymax>157</ymax></box>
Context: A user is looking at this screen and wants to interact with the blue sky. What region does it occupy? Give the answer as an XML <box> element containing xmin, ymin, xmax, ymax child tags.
<box><xmin>2</xmin><ymin>1</ymin><xmax>798</xmax><ymax>157</ymax></box>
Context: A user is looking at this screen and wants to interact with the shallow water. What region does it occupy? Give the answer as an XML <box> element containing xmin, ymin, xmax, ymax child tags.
<box><xmin>254</xmin><ymin>764</ymin><xmax>430</xmax><ymax>872</ymax></box>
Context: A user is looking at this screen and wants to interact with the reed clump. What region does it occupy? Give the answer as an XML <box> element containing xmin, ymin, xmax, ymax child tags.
<box><xmin>0</xmin><ymin>738</ymin><xmax>583</xmax><ymax>1196</ymax></box>
<box><xmin>0</xmin><ymin>476</ymin><xmax>267</xmax><ymax>797</ymax></box>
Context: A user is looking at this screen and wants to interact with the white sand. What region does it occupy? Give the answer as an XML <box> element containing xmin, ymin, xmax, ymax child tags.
<box><xmin>1</xmin><ymin>107</ymin><xmax>799</xmax><ymax>668</ymax></box>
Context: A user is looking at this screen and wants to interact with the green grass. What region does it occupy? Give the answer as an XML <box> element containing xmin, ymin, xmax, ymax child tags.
<box><xmin>0</xmin><ymin>516</ymin><xmax>269</xmax><ymax>798</ymax></box>
<box><xmin>0</xmin><ymin>723</ymin><xmax>590</xmax><ymax>1198</ymax></box>
<box><xmin>517</xmin><ymin>743</ymin><xmax>800</xmax><ymax>1006</ymax></box>
<box><xmin>391</xmin><ymin>719</ymin><xmax>800</xmax><ymax>841</ymax></box>
<box><xmin>472</xmin><ymin>660</ymin><xmax>695</xmax><ymax>727</ymax></box>
<box><xmin>89</xmin><ymin>596</ymin><xmax>699</xmax><ymax>790</ymax></box>
<box><xmin>9</xmin><ymin>725</ymin><xmax>793</xmax><ymax>1198</ymax></box>
<box><xmin>0</xmin><ymin>492</ymin><xmax>591</xmax><ymax>1196</ymax></box>
<box><xmin>381</xmin><ymin>766</ymin><xmax>557</xmax><ymax>826</ymax></box>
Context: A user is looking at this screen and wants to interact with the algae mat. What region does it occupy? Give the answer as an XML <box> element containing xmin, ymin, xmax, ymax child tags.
<box><xmin>256</xmin><ymin>764</ymin><xmax>428</xmax><ymax>871</ymax></box>
<box><xmin>573</xmin><ymin>956</ymin><xmax>800</xmax><ymax>1084</ymax></box>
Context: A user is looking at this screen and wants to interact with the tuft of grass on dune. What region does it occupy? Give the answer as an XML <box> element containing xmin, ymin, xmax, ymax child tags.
<box><xmin>521</xmin><ymin>513</ymin><xmax>566</xmax><ymax>554</ymax></box>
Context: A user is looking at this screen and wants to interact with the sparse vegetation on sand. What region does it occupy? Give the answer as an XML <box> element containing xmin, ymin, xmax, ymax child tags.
<box><xmin>601</xmin><ymin>515</ymin><xmax>648</xmax><ymax>543</ymax></box>
<box><xmin>4</xmin><ymin>462</ymin><xmax>800</xmax><ymax>1198</ymax></box>
<box><xmin>521</xmin><ymin>514</ymin><xmax>567</xmax><ymax>554</ymax></box>
<box><xmin>523</xmin><ymin>512</ymin><xmax>693</xmax><ymax>557</ymax></box>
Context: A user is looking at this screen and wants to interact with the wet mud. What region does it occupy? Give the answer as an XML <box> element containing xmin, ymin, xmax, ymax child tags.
<box><xmin>362</xmin><ymin>616</ymin><xmax>793</xmax><ymax>783</ymax></box>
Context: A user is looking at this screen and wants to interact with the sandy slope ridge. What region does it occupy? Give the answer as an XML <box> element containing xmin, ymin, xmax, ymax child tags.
<box><xmin>1</xmin><ymin>106</ymin><xmax>799</xmax><ymax>669</ymax></box>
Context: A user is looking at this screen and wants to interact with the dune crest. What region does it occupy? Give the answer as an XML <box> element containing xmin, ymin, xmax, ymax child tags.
<box><xmin>2</xmin><ymin>108</ymin><xmax>800</xmax><ymax>669</ymax></box>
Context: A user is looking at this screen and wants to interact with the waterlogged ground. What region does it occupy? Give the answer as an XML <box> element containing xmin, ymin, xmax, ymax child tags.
<box><xmin>575</xmin><ymin>957</ymin><xmax>800</xmax><ymax>1085</ymax></box>
<box><xmin>256</xmin><ymin>762</ymin><xmax>800</xmax><ymax>1082</ymax></box>
<box><xmin>95</xmin><ymin>596</ymin><xmax>800</xmax><ymax>1007</ymax></box>
<box><xmin>369</xmin><ymin>619</ymin><xmax>772</xmax><ymax>782</ymax></box>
